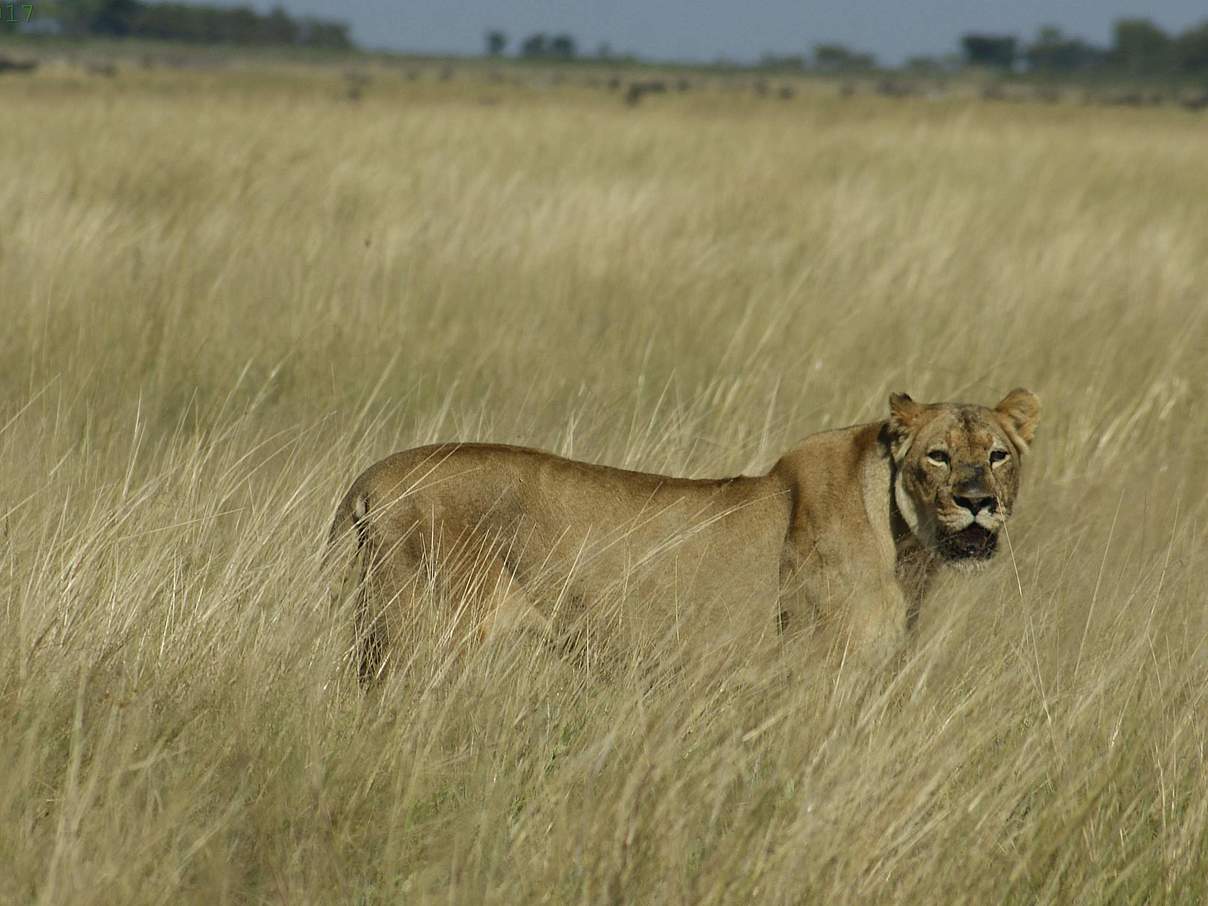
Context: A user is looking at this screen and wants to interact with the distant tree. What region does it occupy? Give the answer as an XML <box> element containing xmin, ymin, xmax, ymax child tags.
<box><xmin>485</xmin><ymin>29</ymin><xmax>506</xmax><ymax>57</ymax></box>
<box><xmin>961</xmin><ymin>33</ymin><xmax>1017</xmax><ymax>70</ymax></box>
<box><xmin>1110</xmin><ymin>18</ymin><xmax>1172</xmax><ymax>73</ymax></box>
<box><xmin>296</xmin><ymin>18</ymin><xmax>351</xmax><ymax>49</ymax></box>
<box><xmin>595</xmin><ymin>41</ymin><xmax>613</xmax><ymax>60</ymax></box>
<box><xmin>520</xmin><ymin>32</ymin><xmax>547</xmax><ymax>58</ymax></box>
<box><xmin>262</xmin><ymin>5</ymin><xmax>298</xmax><ymax>45</ymax></box>
<box><xmin>514</xmin><ymin>31</ymin><xmax>576</xmax><ymax>60</ymax></box>
<box><xmin>1174</xmin><ymin>21</ymin><xmax>1208</xmax><ymax>72</ymax></box>
<box><xmin>549</xmin><ymin>33</ymin><xmax>576</xmax><ymax>59</ymax></box>
<box><xmin>812</xmin><ymin>43</ymin><xmax>876</xmax><ymax>71</ymax></box>
<box><xmin>226</xmin><ymin>7</ymin><xmax>262</xmax><ymax>43</ymax></box>
<box><xmin>1026</xmin><ymin>25</ymin><xmax>1105</xmax><ymax>71</ymax></box>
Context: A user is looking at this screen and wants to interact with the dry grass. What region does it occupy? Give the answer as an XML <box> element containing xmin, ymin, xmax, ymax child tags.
<box><xmin>2</xmin><ymin>60</ymin><xmax>1207</xmax><ymax>904</ymax></box>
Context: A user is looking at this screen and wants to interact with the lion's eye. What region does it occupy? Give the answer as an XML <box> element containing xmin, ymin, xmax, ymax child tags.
<box><xmin>989</xmin><ymin>449</ymin><xmax>1009</xmax><ymax>465</ymax></box>
<box><xmin>926</xmin><ymin>450</ymin><xmax>950</xmax><ymax>466</ymax></box>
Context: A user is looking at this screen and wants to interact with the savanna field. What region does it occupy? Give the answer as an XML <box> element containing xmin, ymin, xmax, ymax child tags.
<box><xmin>2</xmin><ymin>55</ymin><xmax>1208</xmax><ymax>903</ymax></box>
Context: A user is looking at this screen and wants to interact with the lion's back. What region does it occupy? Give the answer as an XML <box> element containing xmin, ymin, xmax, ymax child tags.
<box><xmin>339</xmin><ymin>441</ymin><xmax>787</xmax><ymax>618</ymax></box>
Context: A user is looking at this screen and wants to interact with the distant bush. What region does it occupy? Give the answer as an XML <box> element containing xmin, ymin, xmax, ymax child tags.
<box><xmin>961</xmin><ymin>34</ymin><xmax>1018</xmax><ymax>70</ymax></box>
<box><xmin>813</xmin><ymin>43</ymin><xmax>876</xmax><ymax>72</ymax></box>
<box><xmin>484</xmin><ymin>29</ymin><xmax>506</xmax><ymax>57</ymax></box>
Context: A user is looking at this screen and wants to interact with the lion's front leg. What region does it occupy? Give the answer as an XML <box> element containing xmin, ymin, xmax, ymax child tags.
<box><xmin>776</xmin><ymin>548</ymin><xmax>822</xmax><ymax>641</ymax></box>
<box><xmin>780</xmin><ymin>551</ymin><xmax>908</xmax><ymax>666</ymax></box>
<box><xmin>840</xmin><ymin>573</ymin><xmax>910</xmax><ymax>666</ymax></box>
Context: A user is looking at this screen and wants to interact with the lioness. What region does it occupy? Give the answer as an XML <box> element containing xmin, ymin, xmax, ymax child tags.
<box><xmin>330</xmin><ymin>389</ymin><xmax>1039</xmax><ymax>682</ymax></box>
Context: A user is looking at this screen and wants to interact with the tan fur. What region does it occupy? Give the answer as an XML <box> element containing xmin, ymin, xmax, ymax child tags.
<box><xmin>329</xmin><ymin>389</ymin><xmax>1039</xmax><ymax>682</ymax></box>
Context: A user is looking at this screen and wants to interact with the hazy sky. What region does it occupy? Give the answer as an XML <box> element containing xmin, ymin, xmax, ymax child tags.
<box><xmin>270</xmin><ymin>1</ymin><xmax>1206</xmax><ymax>64</ymax></box>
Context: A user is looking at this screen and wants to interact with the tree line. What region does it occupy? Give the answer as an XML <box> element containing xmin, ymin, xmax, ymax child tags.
<box><xmin>962</xmin><ymin>19</ymin><xmax>1208</xmax><ymax>76</ymax></box>
<box><xmin>6</xmin><ymin>6</ymin><xmax>1206</xmax><ymax>76</ymax></box>
<box><xmin>2</xmin><ymin>0</ymin><xmax>353</xmax><ymax>49</ymax></box>
<box><xmin>483</xmin><ymin>17</ymin><xmax>1208</xmax><ymax>78</ymax></box>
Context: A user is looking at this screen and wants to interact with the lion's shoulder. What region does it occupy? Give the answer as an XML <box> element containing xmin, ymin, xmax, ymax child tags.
<box><xmin>772</xmin><ymin>421</ymin><xmax>887</xmax><ymax>489</ymax></box>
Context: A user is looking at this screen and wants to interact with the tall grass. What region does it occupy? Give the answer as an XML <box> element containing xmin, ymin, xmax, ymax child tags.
<box><xmin>2</xmin><ymin>63</ymin><xmax>1207</xmax><ymax>903</ymax></box>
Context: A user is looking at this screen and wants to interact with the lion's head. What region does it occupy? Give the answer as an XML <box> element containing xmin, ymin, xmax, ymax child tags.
<box><xmin>886</xmin><ymin>388</ymin><xmax>1040</xmax><ymax>568</ymax></box>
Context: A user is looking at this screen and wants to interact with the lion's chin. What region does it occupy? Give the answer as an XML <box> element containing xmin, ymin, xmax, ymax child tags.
<box><xmin>935</xmin><ymin>524</ymin><xmax>999</xmax><ymax>566</ymax></box>
<box><xmin>945</xmin><ymin>556</ymin><xmax>993</xmax><ymax>575</ymax></box>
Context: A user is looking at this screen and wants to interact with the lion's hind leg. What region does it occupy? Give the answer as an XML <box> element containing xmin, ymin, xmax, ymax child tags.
<box><xmin>344</xmin><ymin>493</ymin><xmax>431</xmax><ymax>688</ymax></box>
<box><xmin>349</xmin><ymin>502</ymin><xmax>550</xmax><ymax>685</ymax></box>
<box><xmin>437</xmin><ymin>530</ymin><xmax>551</xmax><ymax>651</ymax></box>
<box><xmin>350</xmin><ymin>511</ymin><xmax>400</xmax><ymax>687</ymax></box>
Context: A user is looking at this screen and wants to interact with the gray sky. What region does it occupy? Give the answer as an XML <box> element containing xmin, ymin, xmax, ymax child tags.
<box><xmin>272</xmin><ymin>1</ymin><xmax>1206</xmax><ymax>64</ymax></box>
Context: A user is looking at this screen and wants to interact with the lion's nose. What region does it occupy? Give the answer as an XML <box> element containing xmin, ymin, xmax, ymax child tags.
<box><xmin>954</xmin><ymin>495</ymin><xmax>996</xmax><ymax>516</ymax></box>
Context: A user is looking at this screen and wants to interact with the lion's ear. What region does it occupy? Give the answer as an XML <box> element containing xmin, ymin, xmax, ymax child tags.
<box><xmin>889</xmin><ymin>392</ymin><xmax>923</xmax><ymax>433</ymax></box>
<box><xmin>994</xmin><ymin>388</ymin><xmax>1040</xmax><ymax>450</ymax></box>
<box><xmin>887</xmin><ymin>392</ymin><xmax>923</xmax><ymax>458</ymax></box>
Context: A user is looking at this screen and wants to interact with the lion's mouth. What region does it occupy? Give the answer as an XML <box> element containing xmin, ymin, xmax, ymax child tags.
<box><xmin>937</xmin><ymin>524</ymin><xmax>998</xmax><ymax>561</ymax></box>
